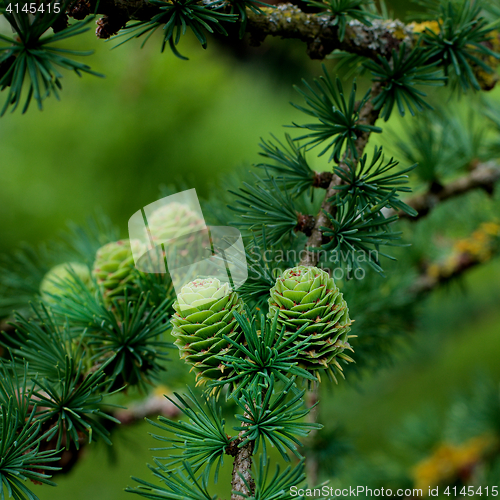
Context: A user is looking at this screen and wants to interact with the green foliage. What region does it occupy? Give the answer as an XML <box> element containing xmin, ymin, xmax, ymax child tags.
<box><xmin>237</xmin><ymin>456</ymin><xmax>312</xmax><ymax>500</ymax></box>
<box><xmin>341</xmin><ymin>375</ymin><xmax>500</xmax><ymax>496</ymax></box>
<box><xmin>0</xmin><ymin>213</ymin><xmax>118</xmax><ymax>319</ymax></box>
<box><xmin>0</xmin><ymin>401</ymin><xmax>60</xmax><ymax>500</ymax></box>
<box><xmin>257</xmin><ymin>135</ymin><xmax>315</xmax><ymax>198</ymax></box>
<box><xmin>333</xmin><ymin>146</ymin><xmax>417</xmax><ymax>216</ymax></box>
<box><xmin>32</xmin><ymin>356</ymin><xmax>121</xmax><ymax>450</ymax></box>
<box><xmin>421</xmin><ymin>0</ymin><xmax>500</xmax><ymax>91</ymax></box>
<box><xmin>116</xmin><ymin>0</ymin><xmax>238</xmax><ymax>59</ymax></box>
<box><xmin>3</xmin><ymin>305</ymin><xmax>121</xmax><ymax>450</ymax></box>
<box><xmin>364</xmin><ymin>44</ymin><xmax>444</xmax><ymax>121</ymax></box>
<box><xmin>393</xmin><ymin>105</ymin><xmax>486</xmax><ymax>184</ymax></box>
<box><xmin>231</xmin><ymin>232</ymin><xmax>287</xmax><ymax>312</ymax></box>
<box><xmin>0</xmin><ymin>0</ymin><xmax>101</xmax><ymax>115</ymax></box>
<box><xmin>341</xmin><ymin>266</ymin><xmax>417</xmax><ymax>376</ymax></box>
<box><xmin>147</xmin><ymin>388</ymin><xmax>231</xmax><ymax>481</ymax></box>
<box><xmin>211</xmin><ymin>310</ymin><xmax>317</xmax><ymax>395</ymax></box>
<box><xmin>233</xmin><ymin>377</ymin><xmax>322</xmax><ymax>461</ymax></box>
<box><xmin>56</xmin><ymin>213</ymin><xmax>119</xmax><ymax>267</ymax></box>
<box><xmin>127</xmin><ymin>461</ymin><xmax>215</xmax><ymax>500</ymax></box>
<box><xmin>305</xmin><ymin>423</ymin><xmax>353</xmax><ymax>479</ymax></box>
<box><xmin>0</xmin><ymin>245</ymin><xmax>51</xmax><ymax>318</ymax></box>
<box><xmin>227</xmin><ymin>0</ymin><xmax>269</xmax><ymax>37</ymax></box>
<box><xmin>327</xmin><ymin>50</ymin><xmax>369</xmax><ymax>79</ymax></box>
<box><xmin>229</xmin><ymin>176</ymin><xmax>300</xmax><ymax>245</ymax></box>
<box><xmin>47</xmin><ymin>271</ymin><xmax>173</xmax><ymax>390</ymax></box>
<box><xmin>3</xmin><ymin>1</ymin><xmax>500</xmax><ymax>498</ymax></box>
<box><xmin>320</xmin><ymin>194</ymin><xmax>401</xmax><ymax>274</ymax></box>
<box><xmin>304</xmin><ymin>0</ymin><xmax>375</xmax><ymax>42</ymax></box>
<box><xmin>482</xmin><ymin>99</ymin><xmax>500</xmax><ymax>158</ymax></box>
<box><xmin>0</xmin><ymin>361</ymin><xmax>33</xmax><ymax>420</ymax></box>
<box><xmin>132</xmin><ymin>269</ymin><xmax>175</xmax><ymax>309</ymax></box>
<box><xmin>291</xmin><ymin>69</ymin><xmax>381</xmax><ymax>161</ymax></box>
<box><xmin>7</xmin><ymin>305</ymin><xmax>81</xmax><ymax>381</ymax></box>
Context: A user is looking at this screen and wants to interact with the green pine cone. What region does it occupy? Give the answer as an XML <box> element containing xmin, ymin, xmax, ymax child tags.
<box><xmin>147</xmin><ymin>202</ymin><xmax>205</xmax><ymax>246</ymax></box>
<box><xmin>92</xmin><ymin>239</ymin><xmax>144</xmax><ymax>301</ymax></box>
<box><xmin>40</xmin><ymin>262</ymin><xmax>91</xmax><ymax>302</ymax></box>
<box><xmin>268</xmin><ymin>265</ymin><xmax>353</xmax><ymax>381</ymax></box>
<box><xmin>171</xmin><ymin>278</ymin><xmax>244</xmax><ymax>385</ymax></box>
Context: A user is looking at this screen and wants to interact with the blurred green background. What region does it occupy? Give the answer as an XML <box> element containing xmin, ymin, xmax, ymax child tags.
<box><xmin>1</xmin><ymin>7</ymin><xmax>500</xmax><ymax>500</ymax></box>
<box><xmin>0</xmin><ymin>23</ymin><xmax>312</xmax><ymax>253</ymax></box>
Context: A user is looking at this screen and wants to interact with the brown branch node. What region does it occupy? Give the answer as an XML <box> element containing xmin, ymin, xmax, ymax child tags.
<box><xmin>296</xmin><ymin>213</ymin><xmax>316</xmax><ymax>236</ymax></box>
<box><xmin>313</xmin><ymin>171</ymin><xmax>333</xmax><ymax>189</ymax></box>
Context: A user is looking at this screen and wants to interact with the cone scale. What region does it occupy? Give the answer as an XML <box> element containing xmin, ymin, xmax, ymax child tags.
<box><xmin>268</xmin><ymin>265</ymin><xmax>353</xmax><ymax>381</ymax></box>
<box><xmin>171</xmin><ymin>278</ymin><xmax>244</xmax><ymax>385</ymax></box>
<box><xmin>92</xmin><ymin>239</ymin><xmax>144</xmax><ymax>301</ymax></box>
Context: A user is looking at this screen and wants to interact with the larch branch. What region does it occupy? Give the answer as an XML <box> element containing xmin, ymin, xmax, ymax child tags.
<box><xmin>385</xmin><ymin>162</ymin><xmax>500</xmax><ymax>221</ymax></box>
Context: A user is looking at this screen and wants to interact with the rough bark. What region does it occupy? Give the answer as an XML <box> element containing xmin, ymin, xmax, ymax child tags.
<box><xmin>245</xmin><ymin>6</ymin><xmax>414</xmax><ymax>60</ymax></box>
<box><xmin>229</xmin><ymin>440</ymin><xmax>256</xmax><ymax>500</ymax></box>
<box><xmin>68</xmin><ymin>0</ymin><xmax>500</xmax><ymax>88</ymax></box>
<box><xmin>77</xmin><ymin>0</ymin><xmax>415</xmax><ymax>60</ymax></box>
<box><xmin>313</xmin><ymin>171</ymin><xmax>334</xmax><ymax>189</ymax></box>
<box><xmin>226</xmin><ymin>405</ymin><xmax>258</xmax><ymax>499</ymax></box>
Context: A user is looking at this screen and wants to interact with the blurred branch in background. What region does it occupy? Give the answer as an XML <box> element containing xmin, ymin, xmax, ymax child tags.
<box><xmin>412</xmin><ymin>222</ymin><xmax>500</xmax><ymax>294</ymax></box>
<box><xmin>385</xmin><ymin>162</ymin><xmax>500</xmax><ymax>221</ymax></box>
<box><xmin>113</xmin><ymin>386</ymin><xmax>180</xmax><ymax>425</ymax></box>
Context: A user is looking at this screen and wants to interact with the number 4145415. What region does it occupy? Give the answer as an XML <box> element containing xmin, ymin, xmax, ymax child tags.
<box><xmin>444</xmin><ymin>486</ymin><xmax>498</xmax><ymax>496</ymax></box>
<box><xmin>6</xmin><ymin>3</ymin><xmax>61</xmax><ymax>13</ymax></box>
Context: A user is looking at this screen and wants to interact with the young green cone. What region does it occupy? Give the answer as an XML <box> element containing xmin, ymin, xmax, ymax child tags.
<box><xmin>145</xmin><ymin>202</ymin><xmax>207</xmax><ymax>272</ymax></box>
<box><xmin>40</xmin><ymin>262</ymin><xmax>91</xmax><ymax>303</ymax></box>
<box><xmin>147</xmin><ymin>202</ymin><xmax>205</xmax><ymax>245</ymax></box>
<box><xmin>268</xmin><ymin>265</ymin><xmax>353</xmax><ymax>382</ymax></box>
<box><xmin>171</xmin><ymin>278</ymin><xmax>244</xmax><ymax>385</ymax></box>
<box><xmin>92</xmin><ymin>239</ymin><xmax>144</xmax><ymax>302</ymax></box>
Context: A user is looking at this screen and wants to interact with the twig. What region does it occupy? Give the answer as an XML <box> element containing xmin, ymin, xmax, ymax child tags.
<box><xmin>411</xmin><ymin>251</ymin><xmax>494</xmax><ymax>295</ymax></box>
<box><xmin>385</xmin><ymin>162</ymin><xmax>500</xmax><ymax>221</ymax></box>
<box><xmin>226</xmin><ymin>405</ymin><xmax>257</xmax><ymax>499</ymax></box>
<box><xmin>112</xmin><ymin>390</ymin><xmax>181</xmax><ymax>424</ymax></box>
<box><xmin>245</xmin><ymin>5</ymin><xmax>414</xmax><ymax>60</ymax></box>
<box><xmin>299</xmin><ymin>82</ymin><xmax>383</xmax><ymax>266</ymax></box>
<box><xmin>75</xmin><ymin>0</ymin><xmax>500</xmax><ymax>82</ymax></box>
<box><xmin>229</xmin><ymin>439</ymin><xmax>255</xmax><ymax>500</ymax></box>
<box><xmin>79</xmin><ymin>0</ymin><xmax>413</xmax><ymax>60</ymax></box>
<box><xmin>298</xmin><ymin>83</ymin><xmax>382</xmax><ymax>487</ymax></box>
<box><xmin>411</xmin><ymin>223</ymin><xmax>500</xmax><ymax>295</ymax></box>
<box><xmin>39</xmin><ymin>389</ymin><xmax>181</xmax><ymax>477</ymax></box>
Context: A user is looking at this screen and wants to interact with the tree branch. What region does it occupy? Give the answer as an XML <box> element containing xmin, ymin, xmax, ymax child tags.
<box><xmin>299</xmin><ymin>82</ymin><xmax>383</xmax><ymax>266</ymax></box>
<box><xmin>411</xmin><ymin>242</ymin><xmax>500</xmax><ymax>295</ymax></box>
<box><xmin>229</xmin><ymin>439</ymin><xmax>255</xmax><ymax>500</ymax></box>
<box><xmin>112</xmin><ymin>389</ymin><xmax>181</xmax><ymax>424</ymax></box>
<box><xmin>313</xmin><ymin>171</ymin><xmax>334</xmax><ymax>189</ymax></box>
<box><xmin>81</xmin><ymin>0</ymin><xmax>414</xmax><ymax>57</ymax></box>
<box><xmin>385</xmin><ymin>162</ymin><xmax>500</xmax><ymax>221</ymax></box>
<box><xmin>76</xmin><ymin>0</ymin><xmax>500</xmax><ymax>85</ymax></box>
<box><xmin>245</xmin><ymin>5</ymin><xmax>414</xmax><ymax>60</ymax></box>
<box><xmin>43</xmin><ymin>389</ymin><xmax>181</xmax><ymax>477</ymax></box>
<box><xmin>227</xmin><ymin>405</ymin><xmax>256</xmax><ymax>499</ymax></box>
